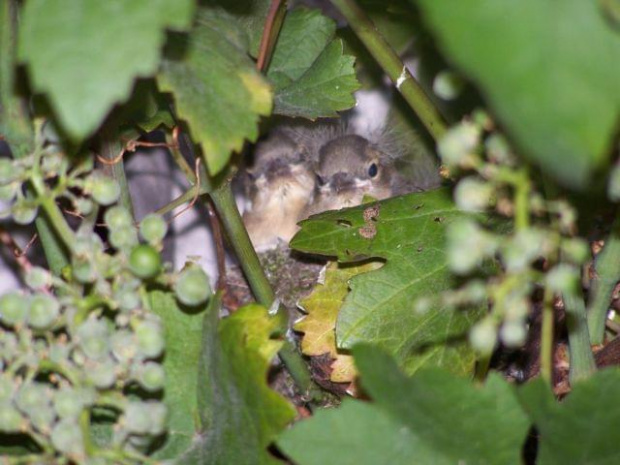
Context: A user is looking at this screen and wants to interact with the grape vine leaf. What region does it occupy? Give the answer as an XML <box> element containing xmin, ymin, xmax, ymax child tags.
<box><xmin>18</xmin><ymin>0</ymin><xmax>194</xmax><ymax>142</ymax></box>
<box><xmin>295</xmin><ymin>261</ymin><xmax>381</xmax><ymax>383</ymax></box>
<box><xmin>179</xmin><ymin>302</ymin><xmax>296</xmax><ymax>464</ymax></box>
<box><xmin>519</xmin><ymin>369</ymin><xmax>620</xmax><ymax>465</ymax></box>
<box><xmin>269</xmin><ymin>8</ymin><xmax>360</xmax><ymax>119</ymax></box>
<box><xmin>278</xmin><ymin>345</ymin><xmax>530</xmax><ymax>464</ymax></box>
<box><xmin>414</xmin><ymin>0</ymin><xmax>620</xmax><ymax>189</ymax></box>
<box><xmin>206</xmin><ymin>0</ymin><xmax>271</xmax><ymax>57</ymax></box>
<box><xmin>158</xmin><ymin>8</ymin><xmax>272</xmax><ymax>175</ymax></box>
<box><xmin>148</xmin><ymin>290</ymin><xmax>209</xmax><ymax>460</ymax></box>
<box><xmin>290</xmin><ymin>188</ymin><xmax>484</xmax><ymax>376</ymax></box>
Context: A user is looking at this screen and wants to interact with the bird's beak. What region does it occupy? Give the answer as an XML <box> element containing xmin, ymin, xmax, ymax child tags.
<box><xmin>327</xmin><ymin>172</ymin><xmax>356</xmax><ymax>194</ymax></box>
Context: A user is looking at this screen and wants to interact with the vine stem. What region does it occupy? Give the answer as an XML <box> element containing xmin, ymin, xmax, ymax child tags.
<box><xmin>209</xmin><ymin>182</ymin><xmax>275</xmax><ymax>306</ymax></box>
<box><xmin>99</xmin><ymin>125</ymin><xmax>135</xmax><ymax>218</ymax></box>
<box><xmin>329</xmin><ymin>0</ymin><xmax>447</xmax><ymax>141</ymax></box>
<box><xmin>587</xmin><ymin>211</ymin><xmax>620</xmax><ymax>345</ymax></box>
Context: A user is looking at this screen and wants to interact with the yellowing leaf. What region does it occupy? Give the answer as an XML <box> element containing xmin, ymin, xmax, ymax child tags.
<box><xmin>295</xmin><ymin>261</ymin><xmax>381</xmax><ymax>383</ymax></box>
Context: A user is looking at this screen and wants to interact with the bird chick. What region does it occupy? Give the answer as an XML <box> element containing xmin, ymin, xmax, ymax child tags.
<box><xmin>306</xmin><ymin>133</ymin><xmax>414</xmax><ymax>216</ymax></box>
<box><xmin>243</xmin><ymin>131</ymin><xmax>315</xmax><ymax>250</ymax></box>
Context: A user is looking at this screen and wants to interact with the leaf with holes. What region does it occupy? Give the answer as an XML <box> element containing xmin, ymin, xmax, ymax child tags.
<box><xmin>291</xmin><ymin>188</ymin><xmax>484</xmax><ymax>376</ymax></box>
<box><xmin>19</xmin><ymin>0</ymin><xmax>193</xmax><ymax>141</ymax></box>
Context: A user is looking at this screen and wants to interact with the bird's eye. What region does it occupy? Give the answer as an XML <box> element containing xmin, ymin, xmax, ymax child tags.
<box><xmin>368</xmin><ymin>163</ymin><xmax>378</xmax><ymax>178</ymax></box>
<box><xmin>315</xmin><ymin>173</ymin><xmax>326</xmax><ymax>186</ymax></box>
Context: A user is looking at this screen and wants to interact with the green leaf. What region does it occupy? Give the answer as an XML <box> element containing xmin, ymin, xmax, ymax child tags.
<box><xmin>291</xmin><ymin>189</ymin><xmax>483</xmax><ymax>376</ymax></box>
<box><xmin>278</xmin><ymin>346</ymin><xmax>530</xmax><ymax>464</ymax></box>
<box><xmin>279</xmin><ymin>400</ymin><xmax>419</xmax><ymax>465</ymax></box>
<box><xmin>414</xmin><ymin>0</ymin><xmax>620</xmax><ymax>189</ymax></box>
<box><xmin>519</xmin><ymin>369</ymin><xmax>620</xmax><ymax>465</ymax></box>
<box><xmin>205</xmin><ymin>0</ymin><xmax>271</xmax><ymax>57</ymax></box>
<box><xmin>158</xmin><ymin>8</ymin><xmax>272</xmax><ymax>175</ymax></box>
<box><xmin>19</xmin><ymin>0</ymin><xmax>194</xmax><ymax>142</ymax></box>
<box><xmin>269</xmin><ymin>8</ymin><xmax>360</xmax><ymax>119</ymax></box>
<box><xmin>149</xmin><ymin>290</ymin><xmax>208</xmax><ymax>460</ymax></box>
<box><xmin>180</xmin><ymin>302</ymin><xmax>296</xmax><ymax>464</ymax></box>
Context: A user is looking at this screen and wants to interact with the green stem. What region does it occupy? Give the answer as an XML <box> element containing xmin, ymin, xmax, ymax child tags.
<box><xmin>587</xmin><ymin>212</ymin><xmax>620</xmax><ymax>345</ymax></box>
<box><xmin>563</xmin><ymin>288</ymin><xmax>596</xmax><ymax>384</ymax></box>
<box><xmin>36</xmin><ymin>193</ymin><xmax>76</xmax><ymax>254</ymax></box>
<box><xmin>166</xmin><ymin>131</ymin><xmax>196</xmax><ymax>183</ymax></box>
<box><xmin>0</xmin><ymin>0</ymin><xmax>33</xmax><ymax>157</ymax></box>
<box><xmin>540</xmin><ymin>287</ymin><xmax>554</xmax><ymax>385</ymax></box>
<box><xmin>329</xmin><ymin>0</ymin><xmax>447</xmax><ymax>141</ymax></box>
<box><xmin>34</xmin><ymin>214</ymin><xmax>69</xmax><ymax>275</ymax></box>
<box><xmin>209</xmin><ymin>182</ymin><xmax>275</xmax><ymax>306</ymax></box>
<box><xmin>513</xmin><ymin>168</ymin><xmax>530</xmax><ymax>231</ymax></box>
<box><xmin>154</xmin><ymin>184</ymin><xmax>203</xmax><ymax>217</ymax></box>
<box><xmin>99</xmin><ymin>126</ymin><xmax>135</xmax><ymax>218</ymax></box>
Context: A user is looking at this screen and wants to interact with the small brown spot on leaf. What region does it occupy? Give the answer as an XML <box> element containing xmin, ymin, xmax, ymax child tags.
<box><xmin>434</xmin><ymin>216</ymin><xmax>444</xmax><ymax>223</ymax></box>
<box><xmin>363</xmin><ymin>204</ymin><xmax>381</xmax><ymax>222</ymax></box>
<box><xmin>359</xmin><ymin>224</ymin><xmax>377</xmax><ymax>239</ymax></box>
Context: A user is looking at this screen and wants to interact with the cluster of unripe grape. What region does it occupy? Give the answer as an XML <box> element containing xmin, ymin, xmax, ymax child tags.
<box><xmin>432</xmin><ymin>111</ymin><xmax>588</xmax><ymax>355</ymax></box>
<box><xmin>0</xmin><ymin>139</ymin><xmax>212</xmax><ymax>462</ymax></box>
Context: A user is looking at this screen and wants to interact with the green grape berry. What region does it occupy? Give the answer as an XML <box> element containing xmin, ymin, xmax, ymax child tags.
<box><xmin>15</xmin><ymin>383</ymin><xmax>51</xmax><ymax>416</ymax></box>
<box><xmin>71</xmin><ymin>256</ymin><xmax>97</xmax><ymax>284</ymax></box>
<box><xmin>0</xmin><ymin>182</ymin><xmax>17</xmax><ymax>202</ymax></box>
<box><xmin>147</xmin><ymin>402</ymin><xmax>167</xmax><ymax>435</ymax></box>
<box><xmin>469</xmin><ymin>318</ymin><xmax>497</xmax><ymax>355</ymax></box>
<box><xmin>135</xmin><ymin>362</ymin><xmax>165</xmax><ymax>392</ymax></box>
<box><xmin>104</xmin><ymin>205</ymin><xmax>133</xmax><ymax>229</ymax></box>
<box><xmin>485</xmin><ymin>133</ymin><xmax>515</xmax><ymax>166</ymax></box>
<box><xmin>87</xmin><ymin>359</ymin><xmax>117</xmax><ymax>389</ymax></box>
<box><xmin>75</xmin><ymin>197</ymin><xmax>94</xmax><ymax>216</ymax></box>
<box><xmin>0</xmin><ymin>158</ymin><xmax>20</xmax><ymax>185</ymax></box>
<box><xmin>54</xmin><ymin>388</ymin><xmax>85</xmax><ymax>420</ymax></box>
<box><xmin>0</xmin><ymin>291</ymin><xmax>29</xmax><ymax>326</ymax></box>
<box><xmin>437</xmin><ymin>122</ymin><xmax>481</xmax><ymax>168</ymax></box>
<box><xmin>447</xmin><ymin>220</ymin><xmax>496</xmax><ymax>275</ymax></box>
<box><xmin>12</xmin><ymin>201</ymin><xmax>38</xmax><ymax>225</ymax></box>
<box><xmin>28</xmin><ymin>402</ymin><xmax>56</xmax><ymax>433</ymax></box>
<box><xmin>500</xmin><ymin>320</ymin><xmax>527</xmax><ymax>348</ymax></box>
<box><xmin>561</xmin><ymin>238</ymin><xmax>590</xmax><ymax>265</ymax></box>
<box><xmin>28</xmin><ymin>294</ymin><xmax>60</xmax><ymax>329</ymax></box>
<box><xmin>129</xmin><ymin>244</ymin><xmax>161</xmax><ymax>279</ymax></box>
<box><xmin>77</xmin><ymin>319</ymin><xmax>110</xmax><ymax>361</ymax></box>
<box><xmin>433</xmin><ymin>70</ymin><xmax>464</xmax><ymax>100</ymax></box>
<box><xmin>546</xmin><ymin>264</ymin><xmax>579</xmax><ymax>295</ymax></box>
<box><xmin>111</xmin><ymin>330</ymin><xmax>137</xmax><ymax>363</ymax></box>
<box><xmin>0</xmin><ymin>374</ymin><xmax>15</xmax><ymax>402</ymax></box>
<box><xmin>124</xmin><ymin>401</ymin><xmax>151</xmax><ymax>435</ymax></box>
<box><xmin>174</xmin><ymin>265</ymin><xmax>211</xmax><ymax>307</ymax></box>
<box><xmin>109</xmin><ymin>225</ymin><xmax>138</xmax><ymax>250</ymax></box>
<box><xmin>41</xmin><ymin>152</ymin><xmax>64</xmax><ymax>175</ymax></box>
<box><xmin>24</xmin><ymin>266</ymin><xmax>52</xmax><ymax>290</ymax></box>
<box><xmin>90</xmin><ymin>175</ymin><xmax>121</xmax><ymax>206</ymax></box>
<box><xmin>51</xmin><ymin>418</ymin><xmax>84</xmax><ymax>456</ymax></box>
<box><xmin>0</xmin><ymin>402</ymin><xmax>24</xmax><ymax>432</ymax></box>
<box><xmin>454</xmin><ymin>177</ymin><xmax>493</xmax><ymax>212</ymax></box>
<box><xmin>135</xmin><ymin>321</ymin><xmax>164</xmax><ymax>359</ymax></box>
<box><xmin>139</xmin><ymin>214</ymin><xmax>168</xmax><ymax>244</ymax></box>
